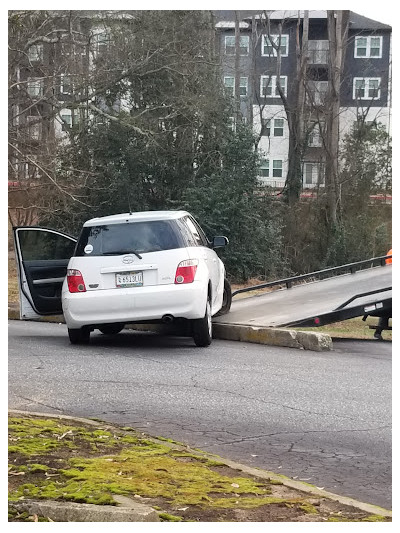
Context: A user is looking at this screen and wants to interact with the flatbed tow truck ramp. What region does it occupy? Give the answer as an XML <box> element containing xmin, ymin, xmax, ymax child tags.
<box><xmin>214</xmin><ymin>257</ymin><xmax>391</xmax><ymax>330</ymax></box>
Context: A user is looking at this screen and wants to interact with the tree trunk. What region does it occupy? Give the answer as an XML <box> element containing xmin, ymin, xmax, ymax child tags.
<box><xmin>249</xmin><ymin>15</ymin><xmax>256</xmax><ymax>127</ymax></box>
<box><xmin>326</xmin><ymin>10</ymin><xmax>350</xmax><ymax>226</ymax></box>
<box><xmin>234</xmin><ymin>11</ymin><xmax>241</xmax><ymax>122</ymax></box>
<box><xmin>284</xmin><ymin>12</ymin><xmax>309</xmax><ymax>206</ymax></box>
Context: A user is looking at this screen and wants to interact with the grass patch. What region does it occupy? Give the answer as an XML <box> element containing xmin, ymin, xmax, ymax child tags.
<box><xmin>159</xmin><ymin>512</ymin><xmax>184</xmax><ymax>522</ymax></box>
<box><xmin>294</xmin><ymin>316</ymin><xmax>391</xmax><ymax>340</ymax></box>
<box><xmin>8</xmin><ymin>414</ymin><xmax>392</xmax><ymax>523</ymax></box>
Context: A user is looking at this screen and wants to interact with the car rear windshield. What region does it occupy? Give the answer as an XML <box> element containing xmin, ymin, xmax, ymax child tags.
<box><xmin>74</xmin><ymin>220</ymin><xmax>185</xmax><ymax>257</ymax></box>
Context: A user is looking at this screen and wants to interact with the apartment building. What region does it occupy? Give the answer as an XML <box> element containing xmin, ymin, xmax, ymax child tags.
<box><xmin>215</xmin><ymin>10</ymin><xmax>392</xmax><ymax>189</ymax></box>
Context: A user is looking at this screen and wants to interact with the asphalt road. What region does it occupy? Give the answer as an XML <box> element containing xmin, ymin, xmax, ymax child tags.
<box><xmin>215</xmin><ymin>265</ymin><xmax>392</xmax><ymax>327</ymax></box>
<box><xmin>8</xmin><ymin>320</ymin><xmax>392</xmax><ymax>509</ymax></box>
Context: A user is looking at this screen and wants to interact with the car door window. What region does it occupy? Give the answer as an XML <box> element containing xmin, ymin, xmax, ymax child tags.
<box><xmin>184</xmin><ymin>217</ymin><xmax>209</xmax><ymax>247</ymax></box>
<box><xmin>190</xmin><ymin>217</ymin><xmax>210</xmax><ymax>247</ymax></box>
<box><xmin>18</xmin><ymin>229</ymin><xmax>76</xmax><ymax>261</ymax></box>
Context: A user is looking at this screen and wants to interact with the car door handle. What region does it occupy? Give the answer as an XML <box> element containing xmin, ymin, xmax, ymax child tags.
<box><xmin>33</xmin><ymin>277</ymin><xmax>65</xmax><ymax>285</ymax></box>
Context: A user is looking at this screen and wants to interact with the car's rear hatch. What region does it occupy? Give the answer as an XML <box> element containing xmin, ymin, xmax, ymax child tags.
<box><xmin>69</xmin><ymin>219</ymin><xmax>191</xmax><ymax>290</ymax></box>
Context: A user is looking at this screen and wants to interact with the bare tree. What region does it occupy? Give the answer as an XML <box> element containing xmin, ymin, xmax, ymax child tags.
<box><xmin>8</xmin><ymin>11</ymin><xmax>100</xmax><ymax>224</ymax></box>
<box><xmin>8</xmin><ymin>10</ymin><xmax>224</xmax><ymax>226</ymax></box>
<box><xmin>256</xmin><ymin>11</ymin><xmax>310</xmax><ymax>204</ymax></box>
<box><xmin>325</xmin><ymin>9</ymin><xmax>350</xmax><ymax>226</ymax></box>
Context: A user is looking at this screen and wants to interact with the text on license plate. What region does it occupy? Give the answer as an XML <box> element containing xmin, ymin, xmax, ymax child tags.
<box><xmin>115</xmin><ymin>271</ymin><xmax>143</xmax><ymax>288</ymax></box>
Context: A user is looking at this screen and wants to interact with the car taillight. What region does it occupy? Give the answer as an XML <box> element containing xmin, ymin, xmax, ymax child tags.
<box><xmin>175</xmin><ymin>259</ymin><xmax>198</xmax><ymax>284</ymax></box>
<box><xmin>67</xmin><ymin>269</ymin><xmax>86</xmax><ymax>293</ymax></box>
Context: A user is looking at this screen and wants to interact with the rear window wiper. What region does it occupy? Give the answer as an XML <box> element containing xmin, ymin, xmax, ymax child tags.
<box><xmin>102</xmin><ymin>250</ymin><xmax>143</xmax><ymax>259</ymax></box>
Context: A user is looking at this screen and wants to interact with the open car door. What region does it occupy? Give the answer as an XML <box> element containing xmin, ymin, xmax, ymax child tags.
<box><xmin>13</xmin><ymin>227</ymin><xmax>77</xmax><ymax>319</ymax></box>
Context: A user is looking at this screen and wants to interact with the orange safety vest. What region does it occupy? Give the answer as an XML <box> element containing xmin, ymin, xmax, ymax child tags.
<box><xmin>385</xmin><ymin>249</ymin><xmax>392</xmax><ymax>264</ymax></box>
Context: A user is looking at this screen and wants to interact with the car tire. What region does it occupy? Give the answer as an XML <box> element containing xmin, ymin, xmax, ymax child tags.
<box><xmin>215</xmin><ymin>278</ymin><xmax>232</xmax><ymax>317</ymax></box>
<box><xmin>99</xmin><ymin>324</ymin><xmax>125</xmax><ymax>335</ymax></box>
<box><xmin>193</xmin><ymin>298</ymin><xmax>212</xmax><ymax>347</ymax></box>
<box><xmin>68</xmin><ymin>327</ymin><xmax>90</xmax><ymax>345</ymax></box>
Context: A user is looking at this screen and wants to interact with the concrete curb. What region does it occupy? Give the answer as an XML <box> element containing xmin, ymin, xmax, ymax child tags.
<box><xmin>8</xmin><ymin>305</ymin><xmax>333</xmax><ymax>352</ymax></box>
<box><xmin>8</xmin><ymin>410</ymin><xmax>392</xmax><ymax>519</ymax></box>
<box><xmin>213</xmin><ymin>323</ymin><xmax>333</xmax><ymax>351</ymax></box>
<box><xmin>9</xmin><ymin>499</ymin><xmax>160</xmax><ymax>522</ymax></box>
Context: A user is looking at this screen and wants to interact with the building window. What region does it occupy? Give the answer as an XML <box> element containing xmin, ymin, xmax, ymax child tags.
<box><xmin>60</xmin><ymin>109</ymin><xmax>81</xmax><ymax>131</ymax></box>
<box><xmin>308</xmin><ymin>40</ymin><xmax>329</xmax><ymax>64</ymax></box>
<box><xmin>224</xmin><ymin>76</ymin><xmax>234</xmax><ymax>96</ymax></box>
<box><xmin>61</xmin><ymin>41</ymin><xmax>87</xmax><ymax>57</ymax></box>
<box><xmin>225</xmin><ymin>35</ymin><xmax>250</xmax><ymax>55</ymax></box>
<box><xmin>239</xmin><ymin>77</ymin><xmax>248</xmax><ymax>97</ymax></box>
<box><xmin>224</xmin><ymin>76</ymin><xmax>248</xmax><ymax>97</ymax></box>
<box><xmin>354</xmin><ymin>36</ymin><xmax>382</xmax><ymax>58</ymax></box>
<box><xmin>260</xmin><ymin>159</ymin><xmax>269</xmax><ymax>177</ymax></box>
<box><xmin>304</xmin><ymin>163</ymin><xmax>313</xmax><ymax>184</ymax></box>
<box><xmin>353</xmin><ymin>119</ymin><xmax>377</xmax><ymax>131</ymax></box>
<box><xmin>27</xmin><ymin>78</ymin><xmax>43</xmax><ymax>98</ymax></box>
<box><xmin>262</xmin><ymin>118</ymin><xmax>284</xmax><ymax>136</ymax></box>
<box><xmin>28</xmin><ymin>44</ymin><xmax>43</xmax><ymax>62</ymax></box>
<box><xmin>306</xmin><ymin>81</ymin><xmax>328</xmax><ymax>106</ymax></box>
<box><xmin>272</xmin><ymin>160</ymin><xmax>283</xmax><ymax>178</ymax></box>
<box><xmin>261</xmin><ymin>34</ymin><xmax>289</xmax><ymax>57</ymax></box>
<box><xmin>225</xmin><ymin>36</ymin><xmax>235</xmax><ymax>55</ymax></box>
<box><xmin>60</xmin><ymin>113</ymin><xmax>72</xmax><ymax>131</ymax></box>
<box><xmin>302</xmin><ymin>162</ymin><xmax>325</xmax><ymax>187</ymax></box>
<box><xmin>274</xmin><ymin>119</ymin><xmax>284</xmax><ymax>136</ymax></box>
<box><xmin>260</xmin><ymin>76</ymin><xmax>287</xmax><ymax>98</ymax></box>
<box><xmin>26</xmin><ymin>116</ymin><xmax>41</xmax><ymax>140</ymax></box>
<box><xmin>308</xmin><ymin>122</ymin><xmax>325</xmax><ymax>147</ymax></box>
<box><xmin>353</xmin><ymin>78</ymin><xmax>381</xmax><ymax>100</ymax></box>
<box><xmin>60</xmin><ymin>75</ymin><xmax>73</xmax><ymax>95</ymax></box>
<box><xmin>24</xmin><ymin>160</ymin><xmax>40</xmax><ymax>180</ymax></box>
<box><xmin>261</xmin><ymin>119</ymin><xmax>270</xmax><ymax>136</ymax></box>
<box><xmin>92</xmin><ymin>32</ymin><xmax>112</xmax><ymax>55</ymax></box>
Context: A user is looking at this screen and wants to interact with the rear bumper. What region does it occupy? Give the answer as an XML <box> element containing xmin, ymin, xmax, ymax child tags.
<box><xmin>62</xmin><ymin>281</ymin><xmax>207</xmax><ymax>328</ymax></box>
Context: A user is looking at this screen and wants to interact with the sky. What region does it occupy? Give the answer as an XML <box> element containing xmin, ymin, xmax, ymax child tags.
<box><xmin>5</xmin><ymin>2</ymin><xmax>395</xmax><ymax>26</ymax></box>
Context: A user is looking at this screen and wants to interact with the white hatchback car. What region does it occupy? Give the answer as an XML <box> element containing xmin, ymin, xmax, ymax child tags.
<box><xmin>13</xmin><ymin>210</ymin><xmax>231</xmax><ymax>347</ymax></box>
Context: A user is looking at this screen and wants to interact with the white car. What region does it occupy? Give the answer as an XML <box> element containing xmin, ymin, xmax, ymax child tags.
<box><xmin>13</xmin><ymin>210</ymin><xmax>232</xmax><ymax>347</ymax></box>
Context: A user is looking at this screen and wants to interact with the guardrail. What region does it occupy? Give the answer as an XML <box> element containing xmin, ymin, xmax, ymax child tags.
<box><xmin>232</xmin><ymin>255</ymin><xmax>392</xmax><ymax>298</ymax></box>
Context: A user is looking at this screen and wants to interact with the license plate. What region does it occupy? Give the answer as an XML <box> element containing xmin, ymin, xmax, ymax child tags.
<box><xmin>115</xmin><ymin>271</ymin><xmax>143</xmax><ymax>288</ymax></box>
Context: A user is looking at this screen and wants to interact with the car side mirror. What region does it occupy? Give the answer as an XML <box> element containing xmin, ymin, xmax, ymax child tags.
<box><xmin>212</xmin><ymin>236</ymin><xmax>229</xmax><ymax>249</ymax></box>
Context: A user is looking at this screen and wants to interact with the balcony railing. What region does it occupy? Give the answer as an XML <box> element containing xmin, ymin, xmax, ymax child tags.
<box><xmin>307</xmin><ymin>48</ymin><xmax>329</xmax><ymax>65</ymax></box>
<box><xmin>307</xmin><ymin>41</ymin><xmax>329</xmax><ymax>65</ymax></box>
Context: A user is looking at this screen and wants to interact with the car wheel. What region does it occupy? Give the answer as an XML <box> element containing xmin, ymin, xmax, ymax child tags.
<box><xmin>193</xmin><ymin>298</ymin><xmax>212</xmax><ymax>347</ymax></box>
<box><xmin>68</xmin><ymin>327</ymin><xmax>90</xmax><ymax>345</ymax></box>
<box><xmin>215</xmin><ymin>278</ymin><xmax>232</xmax><ymax>316</ymax></box>
<box><xmin>99</xmin><ymin>324</ymin><xmax>125</xmax><ymax>335</ymax></box>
